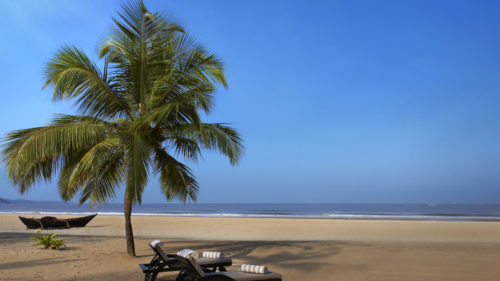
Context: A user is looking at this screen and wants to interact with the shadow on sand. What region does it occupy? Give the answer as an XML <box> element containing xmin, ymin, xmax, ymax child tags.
<box><xmin>139</xmin><ymin>239</ymin><xmax>372</xmax><ymax>280</ymax></box>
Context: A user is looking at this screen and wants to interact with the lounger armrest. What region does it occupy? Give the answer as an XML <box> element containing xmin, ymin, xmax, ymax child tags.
<box><xmin>139</xmin><ymin>263</ymin><xmax>154</xmax><ymax>273</ymax></box>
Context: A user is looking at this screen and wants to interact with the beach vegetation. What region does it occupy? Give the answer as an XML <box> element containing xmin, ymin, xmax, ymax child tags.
<box><xmin>50</xmin><ymin>238</ymin><xmax>66</xmax><ymax>250</ymax></box>
<box><xmin>1</xmin><ymin>0</ymin><xmax>242</xmax><ymax>256</ymax></box>
<box><xmin>32</xmin><ymin>230</ymin><xmax>65</xmax><ymax>250</ymax></box>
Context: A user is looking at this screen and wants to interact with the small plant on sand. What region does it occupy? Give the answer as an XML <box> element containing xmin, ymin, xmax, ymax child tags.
<box><xmin>32</xmin><ymin>230</ymin><xmax>65</xmax><ymax>250</ymax></box>
<box><xmin>50</xmin><ymin>238</ymin><xmax>66</xmax><ymax>250</ymax></box>
<box><xmin>32</xmin><ymin>231</ymin><xmax>56</xmax><ymax>249</ymax></box>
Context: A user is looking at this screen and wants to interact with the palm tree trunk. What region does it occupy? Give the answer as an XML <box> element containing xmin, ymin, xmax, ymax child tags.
<box><xmin>124</xmin><ymin>192</ymin><xmax>136</xmax><ymax>256</ymax></box>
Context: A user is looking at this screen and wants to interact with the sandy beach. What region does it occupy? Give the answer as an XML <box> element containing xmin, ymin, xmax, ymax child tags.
<box><xmin>1</xmin><ymin>214</ymin><xmax>500</xmax><ymax>280</ymax></box>
<box><xmin>2</xmin><ymin>1</ymin><xmax>500</xmax><ymax>281</ymax></box>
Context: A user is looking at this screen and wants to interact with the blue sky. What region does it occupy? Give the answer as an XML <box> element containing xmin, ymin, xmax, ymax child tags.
<box><xmin>1</xmin><ymin>0</ymin><xmax>500</xmax><ymax>203</ymax></box>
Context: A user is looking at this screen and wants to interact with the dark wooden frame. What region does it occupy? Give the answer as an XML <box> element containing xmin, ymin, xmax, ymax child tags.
<box><xmin>140</xmin><ymin>243</ymin><xmax>231</xmax><ymax>281</ymax></box>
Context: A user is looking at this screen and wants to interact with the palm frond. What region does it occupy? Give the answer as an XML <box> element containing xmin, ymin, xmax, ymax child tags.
<box><xmin>163</xmin><ymin>123</ymin><xmax>243</xmax><ymax>165</ymax></box>
<box><xmin>67</xmin><ymin>137</ymin><xmax>124</xmax><ymax>188</ymax></box>
<box><xmin>44</xmin><ymin>45</ymin><xmax>131</xmax><ymax>118</ymax></box>
<box><xmin>1</xmin><ymin>116</ymin><xmax>111</xmax><ymax>192</ymax></box>
<box><xmin>77</xmin><ymin>146</ymin><xmax>126</xmax><ymax>206</ymax></box>
<box><xmin>153</xmin><ymin>147</ymin><xmax>198</xmax><ymax>202</ymax></box>
<box><xmin>57</xmin><ymin>136</ymin><xmax>126</xmax><ymax>205</ymax></box>
<box><xmin>58</xmin><ymin>161</ymin><xmax>81</xmax><ymax>201</ymax></box>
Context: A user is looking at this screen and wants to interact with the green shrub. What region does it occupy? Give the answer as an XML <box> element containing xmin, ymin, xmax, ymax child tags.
<box><xmin>50</xmin><ymin>238</ymin><xmax>66</xmax><ymax>250</ymax></box>
<box><xmin>32</xmin><ymin>230</ymin><xmax>65</xmax><ymax>250</ymax></box>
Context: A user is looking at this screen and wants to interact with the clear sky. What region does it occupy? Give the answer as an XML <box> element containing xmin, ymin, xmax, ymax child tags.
<box><xmin>1</xmin><ymin>0</ymin><xmax>500</xmax><ymax>204</ymax></box>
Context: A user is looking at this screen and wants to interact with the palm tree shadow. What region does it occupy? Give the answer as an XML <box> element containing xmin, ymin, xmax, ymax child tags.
<box><xmin>0</xmin><ymin>232</ymin><xmax>33</xmax><ymax>244</ymax></box>
<box><xmin>0</xmin><ymin>257</ymin><xmax>83</xmax><ymax>270</ymax></box>
<box><xmin>136</xmin><ymin>253</ymin><xmax>155</xmax><ymax>258</ymax></box>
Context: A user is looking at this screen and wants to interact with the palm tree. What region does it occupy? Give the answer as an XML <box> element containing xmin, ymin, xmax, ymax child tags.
<box><xmin>1</xmin><ymin>0</ymin><xmax>243</xmax><ymax>257</ymax></box>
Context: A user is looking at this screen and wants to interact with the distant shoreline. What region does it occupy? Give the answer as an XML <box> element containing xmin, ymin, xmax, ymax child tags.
<box><xmin>2</xmin><ymin>201</ymin><xmax>500</xmax><ymax>222</ymax></box>
<box><xmin>4</xmin><ymin>211</ymin><xmax>500</xmax><ymax>222</ymax></box>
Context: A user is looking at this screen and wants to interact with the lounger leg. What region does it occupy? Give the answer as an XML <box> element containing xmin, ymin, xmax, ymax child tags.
<box><xmin>142</xmin><ymin>254</ymin><xmax>167</xmax><ymax>281</ymax></box>
<box><xmin>148</xmin><ymin>272</ymin><xmax>159</xmax><ymax>281</ymax></box>
<box><xmin>175</xmin><ymin>269</ymin><xmax>196</xmax><ymax>281</ymax></box>
<box><xmin>174</xmin><ymin>270</ymin><xmax>185</xmax><ymax>281</ymax></box>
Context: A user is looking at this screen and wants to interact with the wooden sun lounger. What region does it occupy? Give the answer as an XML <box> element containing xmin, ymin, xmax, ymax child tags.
<box><xmin>140</xmin><ymin>240</ymin><xmax>232</xmax><ymax>281</ymax></box>
<box><xmin>171</xmin><ymin>254</ymin><xmax>282</xmax><ymax>281</ymax></box>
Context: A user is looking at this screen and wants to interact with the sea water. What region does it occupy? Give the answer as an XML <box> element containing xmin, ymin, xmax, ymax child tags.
<box><xmin>1</xmin><ymin>202</ymin><xmax>500</xmax><ymax>221</ymax></box>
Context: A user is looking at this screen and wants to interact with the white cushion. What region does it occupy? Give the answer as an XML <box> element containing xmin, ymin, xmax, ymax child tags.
<box><xmin>241</xmin><ymin>264</ymin><xmax>268</xmax><ymax>274</ymax></box>
<box><xmin>202</xmin><ymin>251</ymin><xmax>222</xmax><ymax>259</ymax></box>
<box><xmin>150</xmin><ymin>240</ymin><xmax>163</xmax><ymax>247</ymax></box>
<box><xmin>177</xmin><ymin>248</ymin><xmax>198</xmax><ymax>258</ymax></box>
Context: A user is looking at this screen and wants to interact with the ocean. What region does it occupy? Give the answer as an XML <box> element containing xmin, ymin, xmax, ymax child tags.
<box><xmin>1</xmin><ymin>202</ymin><xmax>500</xmax><ymax>221</ymax></box>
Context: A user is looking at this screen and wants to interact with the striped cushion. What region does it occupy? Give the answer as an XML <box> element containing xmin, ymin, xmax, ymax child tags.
<box><xmin>202</xmin><ymin>251</ymin><xmax>223</xmax><ymax>259</ymax></box>
<box><xmin>241</xmin><ymin>264</ymin><xmax>268</xmax><ymax>274</ymax></box>
<box><xmin>177</xmin><ymin>249</ymin><xmax>196</xmax><ymax>258</ymax></box>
